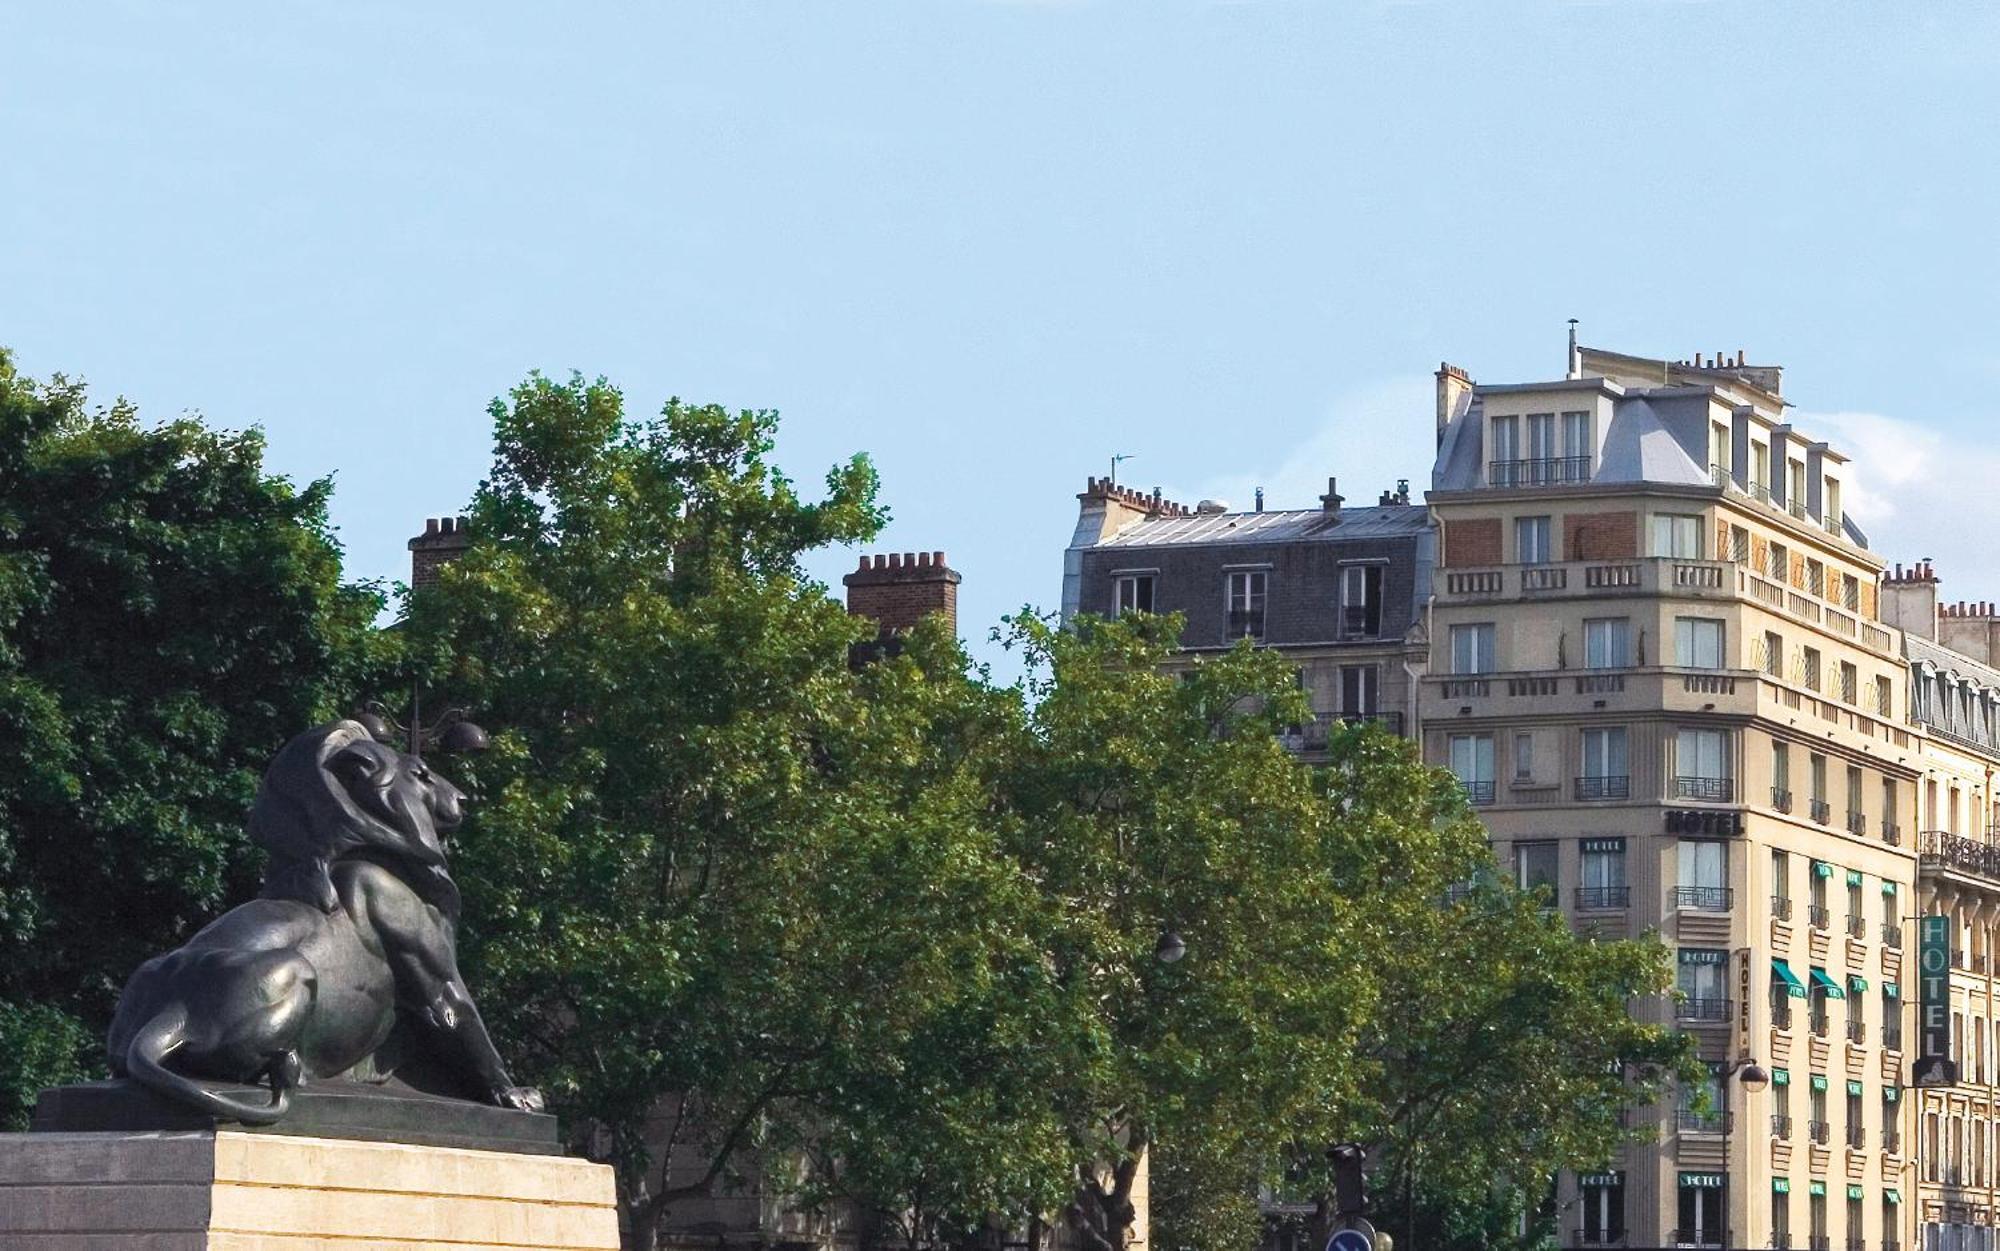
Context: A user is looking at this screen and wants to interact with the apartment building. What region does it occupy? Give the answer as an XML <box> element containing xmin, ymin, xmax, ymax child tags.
<box><xmin>1423</xmin><ymin>343</ymin><xmax>1922</xmax><ymax>1251</ymax></box>
<box><xmin>1063</xmin><ymin>476</ymin><xmax>1433</xmax><ymax>750</ymax></box>
<box><xmin>1877</xmin><ymin>567</ymin><xmax>2000</xmax><ymax>1251</ymax></box>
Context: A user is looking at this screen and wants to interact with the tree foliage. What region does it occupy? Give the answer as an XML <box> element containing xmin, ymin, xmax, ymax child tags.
<box><xmin>0</xmin><ymin>349</ymin><xmax>389</xmax><ymax>1126</ymax></box>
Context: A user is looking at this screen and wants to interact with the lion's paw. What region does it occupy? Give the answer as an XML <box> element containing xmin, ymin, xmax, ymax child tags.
<box><xmin>493</xmin><ymin>1085</ymin><xmax>545</xmax><ymax>1112</ymax></box>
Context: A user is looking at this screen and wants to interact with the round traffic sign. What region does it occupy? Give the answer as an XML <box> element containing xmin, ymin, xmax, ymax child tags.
<box><xmin>1327</xmin><ymin>1229</ymin><xmax>1373</xmax><ymax>1251</ymax></box>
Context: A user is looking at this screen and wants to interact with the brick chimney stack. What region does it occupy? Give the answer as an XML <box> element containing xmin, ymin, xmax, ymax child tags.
<box><xmin>1436</xmin><ymin>362</ymin><xmax>1473</xmax><ymax>447</ymax></box>
<box><xmin>409</xmin><ymin>516</ymin><xmax>471</xmax><ymax>590</ymax></box>
<box><xmin>844</xmin><ymin>551</ymin><xmax>962</xmax><ymax>638</ymax></box>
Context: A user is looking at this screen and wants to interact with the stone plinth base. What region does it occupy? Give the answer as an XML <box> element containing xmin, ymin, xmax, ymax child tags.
<box><xmin>0</xmin><ymin>1130</ymin><xmax>620</xmax><ymax>1249</ymax></box>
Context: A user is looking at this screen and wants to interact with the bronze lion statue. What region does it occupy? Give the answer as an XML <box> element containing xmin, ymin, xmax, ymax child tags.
<box><xmin>105</xmin><ymin>720</ymin><xmax>541</xmax><ymax>1123</ymax></box>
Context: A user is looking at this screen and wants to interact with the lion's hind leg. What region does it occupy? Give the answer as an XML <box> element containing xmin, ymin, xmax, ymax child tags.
<box><xmin>122</xmin><ymin>948</ymin><xmax>317</xmax><ymax>1126</ymax></box>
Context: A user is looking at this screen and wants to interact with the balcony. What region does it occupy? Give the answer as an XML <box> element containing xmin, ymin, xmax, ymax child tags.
<box><xmin>1920</xmin><ymin>829</ymin><xmax>2000</xmax><ymax>882</ymax></box>
<box><xmin>1772</xmin><ymin>895</ymin><xmax>1793</xmax><ymax>921</ymax></box>
<box><xmin>1808</xmin><ymin>1239</ymin><xmax>1830</xmax><ymax>1251</ymax></box>
<box><xmin>1811</xmin><ymin>799</ymin><xmax>1832</xmax><ymax>824</ymax></box>
<box><xmin>1772</xmin><ymin>1000</ymin><xmax>1794</xmax><ymax>1029</ymax></box>
<box><xmin>1883</xmin><ymin>820</ymin><xmax>1901</xmax><ymax>846</ymax></box>
<box><xmin>1281</xmin><ymin>712</ymin><xmax>1407</xmax><ymax>756</ymax></box>
<box><xmin>1434</xmin><ymin>556</ymin><xmax>1734</xmax><ymax>605</ymax></box>
<box><xmin>1808</xmin><ymin>904</ymin><xmax>1831</xmax><ymax>930</ymax></box>
<box><xmin>1488</xmin><ymin>456</ymin><xmax>1591</xmax><ymax>487</ymax></box>
<box><xmin>1672</xmin><ymin>886</ymin><xmax>1733</xmax><ymax>912</ymax></box>
<box><xmin>1771</xmin><ymin>1113</ymin><xmax>1793</xmax><ymax>1137</ymax></box>
<box><xmin>1846</xmin><ymin>810</ymin><xmax>1867</xmax><ymax>835</ymax></box>
<box><xmin>1772</xmin><ymin>1238</ymin><xmax>1792</xmax><ymax>1251</ymax></box>
<box><xmin>1673</xmin><ymin>1230</ymin><xmax>1725</xmax><ymax>1249</ymax></box>
<box><xmin>1338</xmin><ymin>605</ymin><xmax>1378</xmax><ymax>641</ymax></box>
<box><xmin>1677</xmin><ymin>996</ymin><xmax>1731</xmax><ymax>1022</ymax></box>
<box><xmin>1575</xmin><ymin>886</ymin><xmax>1630</xmax><ymax>911</ymax></box>
<box><xmin>1460</xmin><ymin>779</ymin><xmax>1496</xmax><ymax>806</ymax></box>
<box><xmin>1575</xmin><ymin>775</ymin><xmax>1631</xmax><ymax>801</ymax></box>
<box><xmin>1846</xmin><ymin>913</ymin><xmax>1866</xmax><ymax>939</ymax></box>
<box><xmin>1811</xmin><ymin>1013</ymin><xmax>1830</xmax><ymax>1037</ymax></box>
<box><xmin>1676</xmin><ymin>1106</ymin><xmax>1731</xmax><ymax>1130</ymax></box>
<box><xmin>1883</xmin><ymin>1130</ymin><xmax>1902</xmax><ymax>1155</ymax></box>
<box><xmin>1884</xmin><ymin>1028</ymin><xmax>1903</xmax><ymax>1051</ymax></box>
<box><xmin>1773</xmin><ymin>788</ymin><xmax>1795</xmax><ymax>814</ymax></box>
<box><xmin>1676</xmin><ymin>776</ymin><xmax>1735</xmax><ymax>802</ymax></box>
<box><xmin>1575</xmin><ymin>1229</ymin><xmax>1626</xmax><ymax>1248</ymax></box>
<box><xmin>1847</xmin><ymin>1019</ymin><xmax>1866</xmax><ymax>1044</ymax></box>
<box><xmin>1808</xmin><ymin>1119</ymin><xmax>1830</xmax><ymax>1144</ymax></box>
<box><xmin>1847</xmin><ymin>1124</ymin><xmax>1866</xmax><ymax>1149</ymax></box>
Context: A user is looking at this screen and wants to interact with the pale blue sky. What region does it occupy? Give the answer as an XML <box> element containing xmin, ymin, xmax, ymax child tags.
<box><xmin>6</xmin><ymin>3</ymin><xmax>1999</xmax><ymax>677</ymax></box>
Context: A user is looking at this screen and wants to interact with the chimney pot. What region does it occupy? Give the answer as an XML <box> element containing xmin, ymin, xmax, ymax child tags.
<box><xmin>425</xmin><ymin>518</ymin><xmax>440</xmax><ymax>535</ymax></box>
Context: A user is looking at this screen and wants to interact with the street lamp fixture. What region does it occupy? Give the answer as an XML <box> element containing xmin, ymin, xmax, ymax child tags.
<box><xmin>1154</xmin><ymin>929</ymin><xmax>1186</xmax><ymax>964</ymax></box>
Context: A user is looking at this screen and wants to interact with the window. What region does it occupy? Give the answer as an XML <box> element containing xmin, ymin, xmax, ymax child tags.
<box><xmin>1753</xmin><ymin>441</ymin><xmax>1771</xmax><ymax>495</ymax></box>
<box><xmin>1450</xmin><ymin>623</ymin><xmax>1495</xmax><ymax>674</ymax></box>
<box><xmin>1676</xmin><ymin>617</ymin><xmax>1726</xmax><ymax>669</ymax></box>
<box><xmin>1677</xmin><ymin>727</ymin><xmax>1731</xmax><ymax>800</ymax></box>
<box><xmin>1773</xmin><ymin>740</ymin><xmax>1792</xmax><ymax>809</ymax></box>
<box><xmin>1841</xmin><ymin>573</ymin><xmax>1860</xmax><ymax>611</ymax></box>
<box><xmin>1339</xmin><ymin>665</ymin><xmax>1379</xmax><ymax>717</ymax></box>
<box><xmin>1839</xmin><ymin>661</ymin><xmax>1858</xmax><ymax>704</ymax></box>
<box><xmin>1769</xmin><ymin>540</ymin><xmax>1789</xmax><ymax>581</ymax></box>
<box><xmin>1114</xmin><ymin>574</ymin><xmax>1155</xmax><ymax>616</ymax></box>
<box><xmin>1789</xmin><ymin>460</ymin><xmax>1807</xmax><ymax>510</ymax></box>
<box><xmin>1845</xmin><ymin>766</ymin><xmax>1864</xmax><ymax>829</ymax></box>
<box><xmin>1803</xmin><ymin>647</ymin><xmax>1822</xmax><ymax>691</ymax></box>
<box><xmin>1826</xmin><ymin>478</ymin><xmax>1842</xmax><ymax>528</ymax></box>
<box><xmin>1730</xmin><ymin>525</ymin><xmax>1750</xmax><ymax>563</ymax></box>
<box><xmin>1847</xmin><ymin>1085</ymin><xmax>1864</xmax><ymax>1148</ymax></box>
<box><xmin>1562</xmin><ymin>410</ymin><xmax>1592</xmax><ymax>461</ymax></box>
<box><xmin>1772</xmin><ymin>1189</ymin><xmax>1791</xmax><ymax>1249</ymax></box>
<box><xmin>1516</xmin><ymin>516</ymin><xmax>1553</xmax><ymax>564</ymax></box>
<box><xmin>1651</xmin><ymin>513</ymin><xmax>1703</xmax><ymax>558</ymax></box>
<box><xmin>1514</xmin><ymin>841</ymin><xmax>1558</xmax><ymax>898</ymax></box>
<box><xmin>1679</xmin><ymin>1174</ymin><xmax>1725</xmax><ymax>1246</ymax></box>
<box><xmin>1225</xmin><ymin>571</ymin><xmax>1266</xmax><ymax>639</ymax></box>
<box><xmin>1810</xmin><ymin>754</ymin><xmax>1828</xmax><ymax>803</ymax></box>
<box><xmin>1845</xmin><ymin>1196</ymin><xmax>1862</xmax><ymax>1248</ymax></box>
<box><xmin>1806</xmin><ymin>558</ymin><xmax>1825</xmax><ymax>597</ymax></box>
<box><xmin>1710</xmin><ymin>421</ymin><xmax>1731</xmax><ymax>477</ymax></box>
<box><xmin>1527</xmin><ymin>412</ymin><xmax>1555</xmax><ymax>461</ymax></box>
<box><xmin>1774</xmin><ymin>1071</ymin><xmax>1793</xmax><ymax>1127</ymax></box>
<box><xmin>1764</xmin><ymin>630</ymin><xmax>1784</xmax><ymax>678</ymax></box>
<box><xmin>1580</xmin><ymin>838</ymin><xmax>1626</xmax><ymax>908</ymax></box>
<box><xmin>1338</xmin><ymin>565</ymin><xmax>1383</xmax><ymax>639</ymax></box>
<box><xmin>1677</xmin><ymin>840</ymin><xmax>1728</xmax><ymax>911</ymax></box>
<box><xmin>1580</xmin><ymin>1173</ymin><xmax>1624</xmax><ymax>1245</ymax></box>
<box><xmin>1489</xmin><ymin>415</ymin><xmax>1519</xmax><ymax>479</ymax></box>
<box><xmin>1678</xmin><ymin>951</ymin><xmax>1729</xmax><ymax>1020</ymax></box>
<box><xmin>1884</xmin><ymin>986</ymin><xmax>1902</xmax><ymax>1050</ymax></box>
<box><xmin>1584</xmin><ymin>618</ymin><xmax>1630</xmax><ymax>668</ymax></box>
<box><xmin>1581</xmin><ymin>728</ymin><xmax>1629</xmax><ymax>798</ymax></box>
<box><xmin>1773</xmin><ymin>849</ymin><xmax>1791</xmax><ymax>904</ymax></box>
<box><xmin>1513</xmin><ymin>731</ymin><xmax>1534</xmax><ymax>781</ymax></box>
<box><xmin>1449</xmin><ymin>734</ymin><xmax>1495</xmax><ymax>804</ymax></box>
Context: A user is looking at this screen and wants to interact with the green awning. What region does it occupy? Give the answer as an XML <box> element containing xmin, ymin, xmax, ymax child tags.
<box><xmin>1883</xmin><ymin>881</ymin><xmax>1899</xmax><ymax>896</ymax></box>
<box><xmin>1814</xmin><ymin>861</ymin><xmax>1834</xmax><ymax>878</ymax></box>
<box><xmin>1848</xmin><ymin>1080</ymin><xmax>1864</xmax><ymax>1096</ymax></box>
<box><xmin>1774</xmin><ymin>1178</ymin><xmax>1792</xmax><ymax>1194</ymax></box>
<box><xmin>1885</xmin><ymin>1086</ymin><xmax>1900</xmax><ymax>1103</ymax></box>
<box><xmin>1811</xmin><ymin>967</ymin><xmax>1846</xmax><ymax>999</ymax></box>
<box><xmin>1887</xmin><ymin>1189</ymin><xmax>1902</xmax><ymax>1205</ymax></box>
<box><xmin>1774</xmin><ymin>959</ymin><xmax>1809</xmax><ymax>999</ymax></box>
<box><xmin>1885</xmin><ymin>982</ymin><xmax>1901</xmax><ymax>998</ymax></box>
<box><xmin>1773</xmin><ymin>1068</ymin><xmax>1791</xmax><ymax>1086</ymax></box>
<box><xmin>1811</xmin><ymin>1074</ymin><xmax>1830</xmax><ymax>1091</ymax></box>
<box><xmin>1847</xmin><ymin>870</ymin><xmax>1864</xmax><ymax>887</ymax></box>
<box><xmin>1850</xmin><ymin>974</ymin><xmax>1870</xmax><ymax>993</ymax></box>
<box><xmin>1848</xmin><ymin>1185</ymin><xmax>1865</xmax><ymax>1201</ymax></box>
<box><xmin>1810</xmin><ymin>1181</ymin><xmax>1827</xmax><ymax>1196</ymax></box>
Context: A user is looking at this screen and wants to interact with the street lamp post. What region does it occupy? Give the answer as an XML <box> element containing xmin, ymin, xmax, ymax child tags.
<box><xmin>1718</xmin><ymin>1058</ymin><xmax>1772</xmax><ymax>1251</ymax></box>
<box><xmin>353</xmin><ymin>693</ymin><xmax>489</xmax><ymax>760</ymax></box>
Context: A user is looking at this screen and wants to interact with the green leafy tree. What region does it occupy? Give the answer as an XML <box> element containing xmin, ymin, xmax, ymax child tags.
<box><xmin>0</xmin><ymin>349</ymin><xmax>390</xmax><ymax>1126</ymax></box>
<box><xmin>402</xmin><ymin>373</ymin><xmax>1091</xmax><ymax>1251</ymax></box>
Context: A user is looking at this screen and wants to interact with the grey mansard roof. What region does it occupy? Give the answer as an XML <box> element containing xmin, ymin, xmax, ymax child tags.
<box><xmin>1091</xmin><ymin>503</ymin><xmax>1432</xmax><ymax>549</ymax></box>
<box><xmin>1433</xmin><ymin>390</ymin><xmax>1709</xmax><ymax>493</ymax></box>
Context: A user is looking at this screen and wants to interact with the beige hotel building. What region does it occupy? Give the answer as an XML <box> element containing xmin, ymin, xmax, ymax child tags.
<box><xmin>1423</xmin><ymin>342</ymin><xmax>1932</xmax><ymax>1251</ymax></box>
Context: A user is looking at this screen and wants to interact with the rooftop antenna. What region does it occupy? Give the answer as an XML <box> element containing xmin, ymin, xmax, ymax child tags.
<box><xmin>1566</xmin><ymin>318</ymin><xmax>1581</xmax><ymax>380</ymax></box>
<box><xmin>1110</xmin><ymin>453</ymin><xmax>1133</xmax><ymax>487</ymax></box>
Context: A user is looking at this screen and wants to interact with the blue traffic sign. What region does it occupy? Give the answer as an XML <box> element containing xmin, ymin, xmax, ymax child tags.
<box><xmin>1327</xmin><ymin>1229</ymin><xmax>1373</xmax><ymax>1251</ymax></box>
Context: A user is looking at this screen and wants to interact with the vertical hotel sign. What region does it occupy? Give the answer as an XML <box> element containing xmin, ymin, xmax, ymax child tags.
<box><xmin>1915</xmin><ymin>915</ymin><xmax>1958</xmax><ymax>1087</ymax></box>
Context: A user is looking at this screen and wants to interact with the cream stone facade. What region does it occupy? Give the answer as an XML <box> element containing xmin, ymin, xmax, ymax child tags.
<box><xmin>1424</xmin><ymin>345</ymin><xmax>1926</xmax><ymax>1251</ymax></box>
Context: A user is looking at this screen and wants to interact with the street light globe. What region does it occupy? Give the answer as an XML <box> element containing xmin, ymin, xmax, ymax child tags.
<box><xmin>1738</xmin><ymin>1063</ymin><xmax>1770</xmax><ymax>1093</ymax></box>
<box><xmin>1154</xmin><ymin>929</ymin><xmax>1186</xmax><ymax>964</ymax></box>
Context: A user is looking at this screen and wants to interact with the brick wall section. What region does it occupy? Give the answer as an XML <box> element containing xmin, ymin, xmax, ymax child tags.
<box><xmin>409</xmin><ymin>516</ymin><xmax>472</xmax><ymax>590</ymax></box>
<box><xmin>1443</xmin><ymin>517</ymin><xmax>1501</xmax><ymax>568</ymax></box>
<box><xmin>1565</xmin><ymin>511</ymin><xmax>1637</xmax><ymax>561</ymax></box>
<box><xmin>843</xmin><ymin>551</ymin><xmax>961</xmax><ymax>635</ymax></box>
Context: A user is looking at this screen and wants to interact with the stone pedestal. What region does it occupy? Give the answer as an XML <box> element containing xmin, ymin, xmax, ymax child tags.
<box><xmin>0</xmin><ymin>1129</ymin><xmax>621</xmax><ymax>1249</ymax></box>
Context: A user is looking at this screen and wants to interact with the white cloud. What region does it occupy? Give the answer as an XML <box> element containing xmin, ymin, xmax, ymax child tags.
<box><xmin>1792</xmin><ymin>408</ymin><xmax>2000</xmax><ymax>598</ymax></box>
<box><xmin>1175</xmin><ymin>374</ymin><xmax>1436</xmax><ymax>512</ymax></box>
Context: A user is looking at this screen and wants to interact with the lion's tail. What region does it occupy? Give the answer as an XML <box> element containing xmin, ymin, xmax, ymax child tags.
<box><xmin>123</xmin><ymin>1006</ymin><xmax>292</xmax><ymax>1127</ymax></box>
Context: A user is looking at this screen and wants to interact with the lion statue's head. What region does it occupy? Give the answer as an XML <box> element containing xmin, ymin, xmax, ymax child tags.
<box><xmin>249</xmin><ymin>720</ymin><xmax>468</xmax><ymax>914</ymax></box>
